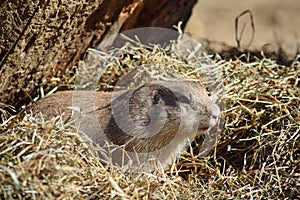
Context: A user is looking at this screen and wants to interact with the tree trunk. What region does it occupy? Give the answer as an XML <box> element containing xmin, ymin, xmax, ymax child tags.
<box><xmin>0</xmin><ymin>0</ymin><xmax>196</xmax><ymax>109</ymax></box>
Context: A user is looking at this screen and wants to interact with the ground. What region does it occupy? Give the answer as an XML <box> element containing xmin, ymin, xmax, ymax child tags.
<box><xmin>186</xmin><ymin>0</ymin><xmax>300</xmax><ymax>58</ymax></box>
<box><xmin>0</xmin><ymin>1</ymin><xmax>299</xmax><ymax>199</ymax></box>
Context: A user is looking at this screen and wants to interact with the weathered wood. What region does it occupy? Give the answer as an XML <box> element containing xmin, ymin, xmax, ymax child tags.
<box><xmin>0</xmin><ymin>0</ymin><xmax>196</xmax><ymax>109</ymax></box>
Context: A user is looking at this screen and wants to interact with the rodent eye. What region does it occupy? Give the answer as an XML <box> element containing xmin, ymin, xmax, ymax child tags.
<box><xmin>177</xmin><ymin>95</ymin><xmax>190</xmax><ymax>104</ymax></box>
<box><xmin>153</xmin><ymin>93</ymin><xmax>160</xmax><ymax>104</ymax></box>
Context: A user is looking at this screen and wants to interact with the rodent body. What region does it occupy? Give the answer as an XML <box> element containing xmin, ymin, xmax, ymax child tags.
<box><xmin>28</xmin><ymin>81</ymin><xmax>220</xmax><ymax>171</ymax></box>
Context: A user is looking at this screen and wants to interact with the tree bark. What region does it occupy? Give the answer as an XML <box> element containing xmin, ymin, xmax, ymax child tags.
<box><xmin>0</xmin><ymin>0</ymin><xmax>196</xmax><ymax>109</ymax></box>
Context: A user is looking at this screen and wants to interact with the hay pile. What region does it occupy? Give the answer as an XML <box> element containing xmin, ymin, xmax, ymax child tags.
<box><xmin>0</xmin><ymin>40</ymin><xmax>299</xmax><ymax>199</ymax></box>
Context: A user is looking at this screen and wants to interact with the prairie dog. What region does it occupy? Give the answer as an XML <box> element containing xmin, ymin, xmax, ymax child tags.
<box><xmin>28</xmin><ymin>80</ymin><xmax>220</xmax><ymax>171</ymax></box>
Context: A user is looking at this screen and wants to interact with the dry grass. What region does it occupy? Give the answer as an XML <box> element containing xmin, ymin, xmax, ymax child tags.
<box><xmin>0</xmin><ymin>38</ymin><xmax>299</xmax><ymax>199</ymax></box>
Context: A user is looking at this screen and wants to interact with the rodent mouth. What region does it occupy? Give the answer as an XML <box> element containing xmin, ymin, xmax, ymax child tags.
<box><xmin>198</xmin><ymin>126</ymin><xmax>210</xmax><ymax>132</ymax></box>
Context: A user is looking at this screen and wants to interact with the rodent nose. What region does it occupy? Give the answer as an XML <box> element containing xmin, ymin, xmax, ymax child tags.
<box><xmin>212</xmin><ymin>104</ymin><xmax>220</xmax><ymax>119</ymax></box>
<box><xmin>209</xmin><ymin>104</ymin><xmax>220</xmax><ymax>127</ymax></box>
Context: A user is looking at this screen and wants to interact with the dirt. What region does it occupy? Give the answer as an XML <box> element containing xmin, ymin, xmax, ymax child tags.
<box><xmin>186</xmin><ymin>0</ymin><xmax>300</xmax><ymax>59</ymax></box>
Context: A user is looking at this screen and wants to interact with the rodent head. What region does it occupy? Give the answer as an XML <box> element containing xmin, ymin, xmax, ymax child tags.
<box><xmin>104</xmin><ymin>80</ymin><xmax>220</xmax><ymax>153</ymax></box>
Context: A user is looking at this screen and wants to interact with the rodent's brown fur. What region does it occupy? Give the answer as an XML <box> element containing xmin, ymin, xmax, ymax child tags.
<box><xmin>27</xmin><ymin>81</ymin><xmax>220</xmax><ymax>171</ymax></box>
